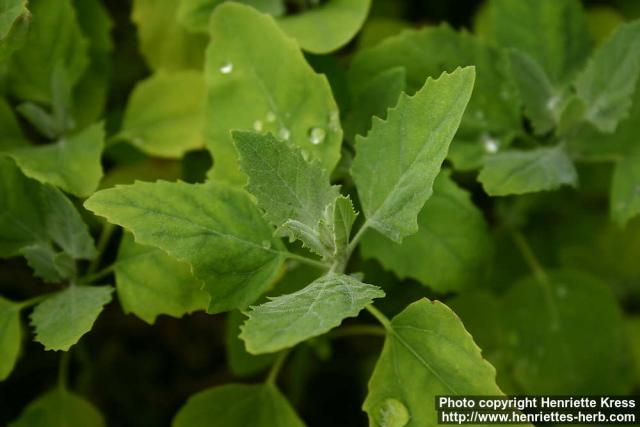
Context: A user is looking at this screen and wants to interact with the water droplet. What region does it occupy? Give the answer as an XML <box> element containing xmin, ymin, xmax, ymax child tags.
<box><xmin>328</xmin><ymin>111</ymin><xmax>340</xmax><ymax>132</ymax></box>
<box><xmin>482</xmin><ymin>134</ymin><xmax>499</xmax><ymax>154</ymax></box>
<box><xmin>278</xmin><ymin>127</ymin><xmax>290</xmax><ymax>141</ymax></box>
<box><xmin>546</xmin><ymin>96</ymin><xmax>559</xmax><ymax>111</ymax></box>
<box><xmin>308</xmin><ymin>127</ymin><xmax>326</xmax><ymax>145</ymax></box>
<box><xmin>375</xmin><ymin>398</ymin><xmax>410</xmax><ymax>427</ymax></box>
<box><xmin>261</xmin><ymin>240</ymin><xmax>271</xmax><ymax>249</ymax></box>
<box><xmin>266</xmin><ymin>111</ymin><xmax>276</xmax><ymax>122</ymax></box>
<box><xmin>219</xmin><ymin>62</ymin><xmax>233</xmax><ymax>74</ymax></box>
<box><xmin>556</xmin><ymin>286</ymin><xmax>567</xmax><ymax>298</ymax></box>
<box><xmin>253</xmin><ymin>120</ymin><xmax>263</xmax><ymax>132</ymax></box>
<box><xmin>301</xmin><ymin>149</ymin><xmax>310</xmax><ymax>161</ymax></box>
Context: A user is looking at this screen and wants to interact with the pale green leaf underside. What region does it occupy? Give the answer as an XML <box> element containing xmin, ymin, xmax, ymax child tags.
<box><xmin>85</xmin><ymin>180</ymin><xmax>285</xmax><ymax>313</ymax></box>
<box><xmin>31</xmin><ymin>285</ymin><xmax>113</xmax><ymax>351</ymax></box>
<box><xmin>119</xmin><ymin>71</ymin><xmax>206</xmax><ymax>158</ymax></box>
<box><xmin>478</xmin><ymin>145</ymin><xmax>578</xmax><ymax>196</ymax></box>
<box><xmin>277</xmin><ymin>0</ymin><xmax>371</xmax><ymax>54</ymax></box>
<box><xmin>241</xmin><ymin>274</ymin><xmax>384</xmax><ymax>354</ymax></box>
<box><xmin>611</xmin><ymin>154</ymin><xmax>640</xmax><ymax>227</ymax></box>
<box><xmin>351</xmin><ymin>66</ymin><xmax>475</xmax><ymax>242</ymax></box>
<box><xmin>173</xmin><ymin>383</ymin><xmax>304</xmax><ymax>427</ymax></box>
<box><xmin>178</xmin><ymin>0</ymin><xmax>285</xmax><ymax>33</ymax></box>
<box><xmin>9</xmin><ymin>389</ymin><xmax>105</xmax><ymax>427</ymax></box>
<box><xmin>364</xmin><ymin>299</ymin><xmax>505</xmax><ymax>427</ymax></box>
<box><xmin>205</xmin><ymin>3</ymin><xmax>342</xmax><ymax>184</ymax></box>
<box><xmin>0</xmin><ymin>296</ymin><xmax>21</xmax><ymax>381</ymax></box>
<box><xmin>575</xmin><ymin>20</ymin><xmax>640</xmax><ymax>132</ymax></box>
<box><xmin>361</xmin><ymin>171</ymin><xmax>493</xmax><ymax>293</ymax></box>
<box><xmin>5</xmin><ymin>122</ymin><xmax>105</xmax><ymax>197</ymax></box>
<box><xmin>115</xmin><ymin>233</ymin><xmax>210</xmax><ymax>324</ymax></box>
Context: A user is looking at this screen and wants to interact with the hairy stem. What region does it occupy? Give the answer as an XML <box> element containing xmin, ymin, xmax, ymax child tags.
<box><xmin>265</xmin><ymin>349</ymin><xmax>290</xmax><ymax>385</ymax></box>
<box><xmin>17</xmin><ymin>293</ymin><xmax>50</xmax><ymax>310</ymax></box>
<box><xmin>283</xmin><ymin>251</ymin><xmax>329</xmax><ymax>270</ymax></box>
<box><xmin>58</xmin><ymin>351</ymin><xmax>71</xmax><ymax>390</ymax></box>
<box><xmin>365</xmin><ymin>304</ymin><xmax>392</xmax><ymax>331</ymax></box>
<box><xmin>86</xmin><ymin>223</ymin><xmax>116</xmax><ymax>275</ymax></box>
<box><xmin>80</xmin><ymin>265</ymin><xmax>115</xmax><ymax>284</ymax></box>
<box><xmin>329</xmin><ymin>324</ymin><xmax>386</xmax><ymax>339</ymax></box>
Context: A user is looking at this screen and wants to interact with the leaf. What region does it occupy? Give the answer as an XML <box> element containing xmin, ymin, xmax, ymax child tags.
<box><xmin>277</xmin><ymin>0</ymin><xmax>371</xmax><ymax>54</ymax></box>
<box><xmin>502</xmin><ymin>270</ymin><xmax>632</xmax><ymax>394</ymax></box>
<box><xmin>225</xmin><ymin>310</ymin><xmax>276</xmax><ymax>377</ymax></box>
<box><xmin>131</xmin><ymin>0</ymin><xmax>207</xmax><ymax>71</ymax></box>
<box><xmin>31</xmin><ymin>285</ymin><xmax>113</xmax><ymax>351</ymax></box>
<box><xmin>0</xmin><ymin>97</ymin><xmax>28</xmax><ymax>149</ymax></box>
<box><xmin>0</xmin><ymin>296</ymin><xmax>21</xmax><ymax>381</ymax></box>
<box><xmin>478</xmin><ymin>145</ymin><xmax>578</xmax><ymax>196</ymax></box>
<box><xmin>6</xmin><ymin>0</ymin><xmax>89</xmax><ymax>103</ymax></box>
<box><xmin>241</xmin><ymin>274</ymin><xmax>384</xmax><ymax>354</ymax></box>
<box><xmin>0</xmin><ymin>0</ymin><xmax>27</xmax><ymax>40</ymax></box>
<box><xmin>115</xmin><ymin>233</ymin><xmax>209</xmax><ymax>324</ymax></box>
<box><xmin>363</xmin><ymin>299</ymin><xmax>505</xmax><ymax>426</ymax></box>
<box><xmin>178</xmin><ymin>0</ymin><xmax>285</xmax><ymax>33</ymax></box>
<box><xmin>507</xmin><ymin>50</ymin><xmax>559</xmax><ymax>135</ymax></box>
<box><xmin>119</xmin><ymin>71</ymin><xmax>206</xmax><ymax>158</ymax></box>
<box><xmin>575</xmin><ymin>20</ymin><xmax>640</xmax><ymax>132</ymax></box>
<box><xmin>173</xmin><ymin>383</ymin><xmax>304</xmax><ymax>427</ymax></box>
<box><xmin>492</xmin><ymin>0</ymin><xmax>590</xmax><ymax>83</ymax></box>
<box><xmin>361</xmin><ymin>171</ymin><xmax>493</xmax><ymax>293</ymax></box>
<box><xmin>5</xmin><ymin>122</ymin><xmax>105</xmax><ymax>197</ymax></box>
<box><xmin>611</xmin><ymin>153</ymin><xmax>640</xmax><ymax>227</ymax></box>
<box><xmin>85</xmin><ymin>180</ymin><xmax>285</xmax><ymax>313</ymax></box>
<box><xmin>9</xmin><ymin>388</ymin><xmax>105</xmax><ymax>427</ymax></box>
<box><xmin>234</xmin><ymin>130</ymin><xmax>340</xmax><ymax>257</ymax></box>
<box><xmin>20</xmin><ymin>243</ymin><xmax>75</xmax><ymax>283</ymax></box>
<box><xmin>205</xmin><ymin>2</ymin><xmax>342</xmax><ymax>184</ymax></box>
<box><xmin>351</xmin><ymin>67</ymin><xmax>475</xmax><ymax>242</ymax></box>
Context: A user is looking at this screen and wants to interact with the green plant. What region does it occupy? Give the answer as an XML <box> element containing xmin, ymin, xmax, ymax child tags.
<box><xmin>1</xmin><ymin>0</ymin><xmax>640</xmax><ymax>426</ymax></box>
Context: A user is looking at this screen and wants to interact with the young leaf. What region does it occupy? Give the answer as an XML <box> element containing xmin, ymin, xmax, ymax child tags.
<box><xmin>173</xmin><ymin>383</ymin><xmax>304</xmax><ymax>427</ymax></box>
<box><xmin>6</xmin><ymin>0</ymin><xmax>89</xmax><ymax>103</ymax></box>
<box><xmin>178</xmin><ymin>0</ymin><xmax>285</xmax><ymax>33</ymax></box>
<box><xmin>611</xmin><ymin>154</ymin><xmax>640</xmax><ymax>227</ymax></box>
<box><xmin>85</xmin><ymin>181</ymin><xmax>285</xmax><ymax>313</ymax></box>
<box><xmin>492</xmin><ymin>0</ymin><xmax>590</xmax><ymax>83</ymax></box>
<box><xmin>225</xmin><ymin>310</ymin><xmax>276</xmax><ymax>377</ymax></box>
<box><xmin>31</xmin><ymin>285</ymin><xmax>113</xmax><ymax>351</ymax></box>
<box><xmin>502</xmin><ymin>271</ymin><xmax>632</xmax><ymax>394</ymax></box>
<box><xmin>234</xmin><ymin>130</ymin><xmax>340</xmax><ymax>257</ymax></box>
<box><xmin>363</xmin><ymin>299</ymin><xmax>505</xmax><ymax>426</ymax></box>
<box><xmin>575</xmin><ymin>20</ymin><xmax>640</xmax><ymax>132</ymax></box>
<box><xmin>351</xmin><ymin>67</ymin><xmax>475</xmax><ymax>242</ymax></box>
<box><xmin>277</xmin><ymin>0</ymin><xmax>371</xmax><ymax>54</ymax></box>
<box><xmin>20</xmin><ymin>243</ymin><xmax>75</xmax><ymax>283</ymax></box>
<box><xmin>9</xmin><ymin>388</ymin><xmax>105</xmax><ymax>427</ymax></box>
<box><xmin>131</xmin><ymin>0</ymin><xmax>207</xmax><ymax>71</ymax></box>
<box><xmin>115</xmin><ymin>233</ymin><xmax>209</xmax><ymax>324</ymax></box>
<box><xmin>118</xmin><ymin>71</ymin><xmax>206</xmax><ymax>158</ymax></box>
<box><xmin>241</xmin><ymin>274</ymin><xmax>384</xmax><ymax>354</ymax></box>
<box><xmin>478</xmin><ymin>145</ymin><xmax>578</xmax><ymax>196</ymax></box>
<box><xmin>5</xmin><ymin>122</ymin><xmax>105</xmax><ymax>197</ymax></box>
<box><xmin>361</xmin><ymin>170</ymin><xmax>493</xmax><ymax>293</ymax></box>
<box><xmin>0</xmin><ymin>296</ymin><xmax>21</xmax><ymax>381</ymax></box>
<box><xmin>205</xmin><ymin>2</ymin><xmax>342</xmax><ymax>184</ymax></box>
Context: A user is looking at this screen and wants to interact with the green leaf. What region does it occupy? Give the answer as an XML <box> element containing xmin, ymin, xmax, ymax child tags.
<box><xmin>492</xmin><ymin>0</ymin><xmax>590</xmax><ymax>83</ymax></box>
<box><xmin>478</xmin><ymin>145</ymin><xmax>578</xmax><ymax>196</ymax></box>
<box><xmin>85</xmin><ymin>180</ymin><xmax>285</xmax><ymax>313</ymax></box>
<box><xmin>502</xmin><ymin>271</ymin><xmax>632</xmax><ymax>394</ymax></box>
<box><xmin>115</xmin><ymin>233</ymin><xmax>209</xmax><ymax>324</ymax></box>
<box><xmin>361</xmin><ymin>170</ymin><xmax>493</xmax><ymax>293</ymax></box>
<box><xmin>5</xmin><ymin>122</ymin><xmax>105</xmax><ymax>197</ymax></box>
<box><xmin>575</xmin><ymin>20</ymin><xmax>640</xmax><ymax>132</ymax></box>
<box><xmin>178</xmin><ymin>0</ymin><xmax>285</xmax><ymax>33</ymax></box>
<box><xmin>277</xmin><ymin>0</ymin><xmax>371</xmax><ymax>54</ymax></box>
<box><xmin>6</xmin><ymin>0</ymin><xmax>89</xmax><ymax>103</ymax></box>
<box><xmin>20</xmin><ymin>243</ymin><xmax>75</xmax><ymax>283</ymax></box>
<box><xmin>119</xmin><ymin>71</ymin><xmax>206</xmax><ymax>158</ymax></box>
<box><xmin>0</xmin><ymin>0</ymin><xmax>27</xmax><ymax>40</ymax></box>
<box><xmin>507</xmin><ymin>50</ymin><xmax>559</xmax><ymax>135</ymax></box>
<box><xmin>9</xmin><ymin>388</ymin><xmax>105</xmax><ymax>427</ymax></box>
<box><xmin>611</xmin><ymin>153</ymin><xmax>640</xmax><ymax>227</ymax></box>
<box><xmin>173</xmin><ymin>383</ymin><xmax>304</xmax><ymax>427</ymax></box>
<box><xmin>0</xmin><ymin>296</ymin><xmax>21</xmax><ymax>381</ymax></box>
<box><xmin>351</xmin><ymin>67</ymin><xmax>475</xmax><ymax>242</ymax></box>
<box><xmin>0</xmin><ymin>97</ymin><xmax>28</xmax><ymax>149</ymax></box>
<box><xmin>31</xmin><ymin>285</ymin><xmax>113</xmax><ymax>351</ymax></box>
<box><xmin>225</xmin><ymin>310</ymin><xmax>276</xmax><ymax>377</ymax></box>
<box><xmin>205</xmin><ymin>2</ymin><xmax>342</xmax><ymax>184</ymax></box>
<box><xmin>131</xmin><ymin>0</ymin><xmax>207</xmax><ymax>71</ymax></box>
<box><xmin>363</xmin><ymin>299</ymin><xmax>505</xmax><ymax>426</ymax></box>
<box><xmin>234</xmin><ymin>130</ymin><xmax>340</xmax><ymax>257</ymax></box>
<box><xmin>241</xmin><ymin>274</ymin><xmax>384</xmax><ymax>354</ymax></box>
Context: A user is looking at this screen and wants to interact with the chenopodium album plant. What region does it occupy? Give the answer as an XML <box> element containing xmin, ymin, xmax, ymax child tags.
<box><xmin>1</xmin><ymin>0</ymin><xmax>640</xmax><ymax>425</ymax></box>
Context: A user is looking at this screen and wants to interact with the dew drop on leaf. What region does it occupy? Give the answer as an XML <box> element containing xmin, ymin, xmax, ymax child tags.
<box><xmin>308</xmin><ymin>127</ymin><xmax>326</xmax><ymax>145</ymax></box>
<box><xmin>301</xmin><ymin>149</ymin><xmax>310</xmax><ymax>161</ymax></box>
<box><xmin>253</xmin><ymin>120</ymin><xmax>263</xmax><ymax>132</ymax></box>
<box><xmin>328</xmin><ymin>111</ymin><xmax>340</xmax><ymax>132</ymax></box>
<box><xmin>266</xmin><ymin>111</ymin><xmax>276</xmax><ymax>122</ymax></box>
<box><xmin>546</xmin><ymin>95</ymin><xmax>559</xmax><ymax>111</ymax></box>
<box><xmin>261</xmin><ymin>240</ymin><xmax>271</xmax><ymax>250</ymax></box>
<box><xmin>278</xmin><ymin>127</ymin><xmax>290</xmax><ymax>141</ymax></box>
<box><xmin>482</xmin><ymin>134</ymin><xmax>499</xmax><ymax>154</ymax></box>
<box><xmin>375</xmin><ymin>398</ymin><xmax>410</xmax><ymax>427</ymax></box>
<box><xmin>219</xmin><ymin>62</ymin><xmax>233</xmax><ymax>74</ymax></box>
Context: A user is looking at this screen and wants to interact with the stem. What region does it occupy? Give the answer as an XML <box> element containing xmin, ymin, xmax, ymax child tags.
<box><xmin>346</xmin><ymin>220</ymin><xmax>370</xmax><ymax>258</ymax></box>
<box><xmin>283</xmin><ymin>251</ymin><xmax>328</xmax><ymax>270</ymax></box>
<box><xmin>17</xmin><ymin>293</ymin><xmax>50</xmax><ymax>310</ymax></box>
<box><xmin>58</xmin><ymin>351</ymin><xmax>71</xmax><ymax>390</ymax></box>
<box><xmin>329</xmin><ymin>324</ymin><xmax>386</xmax><ymax>339</ymax></box>
<box><xmin>365</xmin><ymin>304</ymin><xmax>392</xmax><ymax>331</ymax></box>
<box><xmin>80</xmin><ymin>264</ymin><xmax>115</xmax><ymax>284</ymax></box>
<box><xmin>87</xmin><ymin>223</ymin><xmax>115</xmax><ymax>274</ymax></box>
<box><xmin>266</xmin><ymin>350</ymin><xmax>290</xmax><ymax>385</ymax></box>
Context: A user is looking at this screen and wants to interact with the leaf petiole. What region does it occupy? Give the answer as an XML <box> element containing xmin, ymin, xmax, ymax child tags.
<box><xmin>365</xmin><ymin>304</ymin><xmax>392</xmax><ymax>331</ymax></box>
<box><xmin>265</xmin><ymin>349</ymin><xmax>290</xmax><ymax>385</ymax></box>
